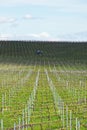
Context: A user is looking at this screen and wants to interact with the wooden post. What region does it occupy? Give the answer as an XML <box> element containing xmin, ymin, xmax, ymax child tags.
<box><xmin>9</xmin><ymin>90</ymin><xmax>11</xmax><ymax>107</ymax></box>
<box><xmin>62</xmin><ymin>102</ymin><xmax>64</xmax><ymax>128</ymax></box>
<box><xmin>66</xmin><ymin>106</ymin><xmax>68</xmax><ymax>130</ymax></box>
<box><xmin>14</xmin><ymin>123</ymin><xmax>16</xmax><ymax>130</ymax></box>
<box><xmin>4</xmin><ymin>93</ymin><xmax>6</xmax><ymax>108</ymax></box>
<box><xmin>22</xmin><ymin>110</ymin><xmax>24</xmax><ymax>130</ymax></box>
<box><xmin>76</xmin><ymin>118</ymin><xmax>78</xmax><ymax>130</ymax></box>
<box><xmin>2</xmin><ymin>94</ymin><xmax>4</xmax><ymax>114</ymax></box>
<box><xmin>1</xmin><ymin>119</ymin><xmax>3</xmax><ymax>130</ymax></box>
<box><xmin>84</xmin><ymin>96</ymin><xmax>86</xmax><ymax>104</ymax></box>
<box><xmin>18</xmin><ymin>117</ymin><xmax>21</xmax><ymax>130</ymax></box>
<box><xmin>70</xmin><ymin>111</ymin><xmax>72</xmax><ymax>130</ymax></box>
<box><xmin>78</xmin><ymin>121</ymin><xmax>80</xmax><ymax>130</ymax></box>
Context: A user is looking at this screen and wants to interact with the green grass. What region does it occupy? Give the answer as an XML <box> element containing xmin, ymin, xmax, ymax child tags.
<box><xmin>0</xmin><ymin>41</ymin><xmax>87</xmax><ymax>129</ymax></box>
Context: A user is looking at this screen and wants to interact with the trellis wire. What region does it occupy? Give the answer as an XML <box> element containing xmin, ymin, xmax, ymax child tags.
<box><xmin>45</xmin><ymin>69</ymin><xmax>65</xmax><ymax>128</ymax></box>
<box><xmin>12</xmin><ymin>70</ymin><xmax>40</xmax><ymax>129</ymax></box>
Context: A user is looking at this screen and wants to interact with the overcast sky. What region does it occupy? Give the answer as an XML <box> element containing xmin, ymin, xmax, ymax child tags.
<box><xmin>0</xmin><ymin>0</ymin><xmax>87</xmax><ymax>41</ymax></box>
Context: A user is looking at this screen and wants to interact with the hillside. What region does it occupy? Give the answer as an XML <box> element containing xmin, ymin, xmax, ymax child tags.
<box><xmin>0</xmin><ymin>41</ymin><xmax>87</xmax><ymax>65</ymax></box>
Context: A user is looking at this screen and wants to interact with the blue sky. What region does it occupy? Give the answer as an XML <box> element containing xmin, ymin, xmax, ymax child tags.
<box><xmin>0</xmin><ymin>0</ymin><xmax>87</xmax><ymax>41</ymax></box>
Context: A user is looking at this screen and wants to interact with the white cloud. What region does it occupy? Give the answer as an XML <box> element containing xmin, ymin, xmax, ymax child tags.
<box><xmin>23</xmin><ymin>14</ymin><xmax>42</xmax><ymax>20</ymax></box>
<box><xmin>0</xmin><ymin>0</ymin><xmax>77</xmax><ymax>6</ymax></box>
<box><xmin>0</xmin><ymin>0</ymin><xmax>72</xmax><ymax>5</ymax></box>
<box><xmin>1</xmin><ymin>31</ymin><xmax>87</xmax><ymax>41</ymax></box>
<box><xmin>27</xmin><ymin>32</ymin><xmax>50</xmax><ymax>38</ymax></box>
<box><xmin>28</xmin><ymin>34</ymin><xmax>40</xmax><ymax>38</ymax></box>
<box><xmin>0</xmin><ymin>33</ymin><xmax>13</xmax><ymax>40</ymax></box>
<box><xmin>21</xmin><ymin>32</ymin><xmax>59</xmax><ymax>41</ymax></box>
<box><xmin>59</xmin><ymin>4</ymin><xmax>87</xmax><ymax>13</ymax></box>
<box><xmin>58</xmin><ymin>31</ymin><xmax>87</xmax><ymax>41</ymax></box>
<box><xmin>1</xmin><ymin>0</ymin><xmax>87</xmax><ymax>14</ymax></box>
<box><xmin>0</xmin><ymin>17</ymin><xmax>16</xmax><ymax>24</ymax></box>
<box><xmin>0</xmin><ymin>32</ymin><xmax>51</xmax><ymax>40</ymax></box>
<box><xmin>0</xmin><ymin>0</ymin><xmax>86</xmax><ymax>6</ymax></box>
<box><xmin>0</xmin><ymin>0</ymin><xmax>48</xmax><ymax>6</ymax></box>
<box><xmin>39</xmin><ymin>32</ymin><xmax>50</xmax><ymax>37</ymax></box>
<box><xmin>49</xmin><ymin>38</ymin><xmax>60</xmax><ymax>41</ymax></box>
<box><xmin>1</xmin><ymin>0</ymin><xmax>87</xmax><ymax>15</ymax></box>
<box><xmin>23</xmin><ymin>14</ymin><xmax>33</xmax><ymax>19</ymax></box>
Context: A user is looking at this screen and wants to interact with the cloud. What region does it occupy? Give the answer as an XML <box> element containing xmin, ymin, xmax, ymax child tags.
<box><xmin>0</xmin><ymin>33</ymin><xmax>13</xmax><ymax>40</ymax></box>
<box><xmin>1</xmin><ymin>31</ymin><xmax>87</xmax><ymax>41</ymax></box>
<box><xmin>1</xmin><ymin>0</ymin><xmax>87</xmax><ymax>15</ymax></box>
<box><xmin>27</xmin><ymin>32</ymin><xmax>50</xmax><ymax>38</ymax></box>
<box><xmin>58</xmin><ymin>31</ymin><xmax>87</xmax><ymax>41</ymax></box>
<box><xmin>0</xmin><ymin>17</ymin><xmax>16</xmax><ymax>24</ymax></box>
<box><xmin>0</xmin><ymin>0</ymin><xmax>48</xmax><ymax>6</ymax></box>
<box><xmin>0</xmin><ymin>32</ymin><xmax>51</xmax><ymax>40</ymax></box>
<box><xmin>19</xmin><ymin>32</ymin><xmax>61</xmax><ymax>41</ymax></box>
<box><xmin>0</xmin><ymin>0</ymin><xmax>86</xmax><ymax>6</ymax></box>
<box><xmin>23</xmin><ymin>14</ymin><xmax>33</xmax><ymax>19</ymax></box>
<box><xmin>39</xmin><ymin>32</ymin><xmax>50</xmax><ymax>38</ymax></box>
<box><xmin>23</xmin><ymin>14</ymin><xmax>42</xmax><ymax>20</ymax></box>
<box><xmin>59</xmin><ymin>4</ymin><xmax>87</xmax><ymax>13</ymax></box>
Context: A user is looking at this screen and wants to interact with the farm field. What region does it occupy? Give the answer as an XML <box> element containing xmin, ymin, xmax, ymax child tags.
<box><xmin>0</xmin><ymin>41</ymin><xmax>87</xmax><ymax>130</ymax></box>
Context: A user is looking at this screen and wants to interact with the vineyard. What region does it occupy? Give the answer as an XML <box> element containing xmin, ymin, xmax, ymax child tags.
<box><xmin>0</xmin><ymin>41</ymin><xmax>87</xmax><ymax>130</ymax></box>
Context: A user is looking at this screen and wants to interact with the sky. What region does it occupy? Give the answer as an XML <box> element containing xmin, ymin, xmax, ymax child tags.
<box><xmin>0</xmin><ymin>0</ymin><xmax>87</xmax><ymax>41</ymax></box>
